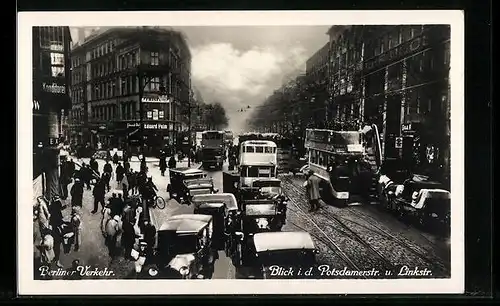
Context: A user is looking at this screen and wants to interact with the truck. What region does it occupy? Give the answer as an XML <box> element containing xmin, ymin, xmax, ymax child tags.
<box><xmin>201</xmin><ymin>130</ymin><xmax>225</xmax><ymax>170</ymax></box>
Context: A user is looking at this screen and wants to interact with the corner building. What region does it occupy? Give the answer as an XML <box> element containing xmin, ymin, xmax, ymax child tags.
<box><xmin>69</xmin><ymin>27</ymin><xmax>191</xmax><ymax>155</ymax></box>
<box><xmin>32</xmin><ymin>26</ymin><xmax>72</xmax><ymax>200</ymax></box>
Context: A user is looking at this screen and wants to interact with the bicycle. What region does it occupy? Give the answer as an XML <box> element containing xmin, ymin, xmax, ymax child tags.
<box><xmin>150</xmin><ymin>195</ymin><xmax>166</xmax><ymax>210</ymax></box>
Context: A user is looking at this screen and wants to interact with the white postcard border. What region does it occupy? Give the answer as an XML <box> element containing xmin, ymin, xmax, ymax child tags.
<box><xmin>17</xmin><ymin>10</ymin><xmax>465</xmax><ymax>295</ymax></box>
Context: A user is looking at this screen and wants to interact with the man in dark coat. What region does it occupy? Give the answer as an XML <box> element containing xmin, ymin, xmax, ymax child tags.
<box><xmin>142</xmin><ymin>220</ymin><xmax>156</xmax><ymax>258</ymax></box>
<box><xmin>113</xmin><ymin>152</ymin><xmax>119</xmax><ymax>165</ymax></box>
<box><xmin>159</xmin><ymin>152</ymin><xmax>167</xmax><ymax>176</ymax></box>
<box><xmin>115</xmin><ymin>162</ymin><xmax>125</xmax><ymax>183</ymax></box>
<box><xmin>103</xmin><ymin>161</ymin><xmax>113</xmax><ymax>189</ymax></box>
<box><xmin>168</xmin><ymin>155</ymin><xmax>176</xmax><ymax>169</ymax></box>
<box><xmin>123</xmin><ymin>159</ymin><xmax>131</xmax><ymax>174</ymax></box>
<box><xmin>89</xmin><ymin>157</ymin><xmax>99</xmax><ymax>176</ymax></box>
<box><xmin>121</xmin><ymin>218</ymin><xmax>138</xmax><ymax>260</ymax></box>
<box><xmin>140</xmin><ymin>157</ymin><xmax>147</xmax><ymax>173</ymax></box>
<box><xmin>70</xmin><ymin>178</ymin><xmax>84</xmax><ymax>208</ymax></box>
<box><xmin>67</xmin><ymin>158</ymin><xmax>76</xmax><ymax>178</ymax></box>
<box><xmin>92</xmin><ymin>178</ymin><xmax>106</xmax><ymax>214</ymax></box>
<box><xmin>80</xmin><ymin>163</ymin><xmax>92</xmax><ymax>190</ymax></box>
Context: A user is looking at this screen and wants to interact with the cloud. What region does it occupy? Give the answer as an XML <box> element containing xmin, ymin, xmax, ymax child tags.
<box><xmin>191</xmin><ymin>43</ymin><xmax>308</xmax><ymax>132</ymax></box>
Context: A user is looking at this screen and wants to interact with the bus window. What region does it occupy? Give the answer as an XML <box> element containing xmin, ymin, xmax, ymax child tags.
<box><xmin>264</xmin><ymin>146</ymin><xmax>273</xmax><ymax>153</ymax></box>
<box><xmin>244</xmin><ymin>146</ymin><xmax>255</xmax><ymax>153</ymax></box>
<box><xmin>319</xmin><ymin>153</ymin><xmax>324</xmax><ymax>166</ymax></box>
<box><xmin>255</xmin><ymin>146</ymin><xmax>264</xmax><ymax>153</ymax></box>
<box><xmin>273</xmin><ymin>147</ymin><xmax>277</xmax><ymax>153</ymax></box>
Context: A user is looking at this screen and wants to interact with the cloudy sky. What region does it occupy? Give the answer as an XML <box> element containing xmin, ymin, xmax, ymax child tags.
<box><xmin>70</xmin><ymin>26</ymin><xmax>330</xmax><ymax>133</ymax></box>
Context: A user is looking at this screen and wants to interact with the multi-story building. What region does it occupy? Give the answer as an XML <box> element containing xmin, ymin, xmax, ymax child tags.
<box><xmin>32</xmin><ymin>26</ymin><xmax>72</xmax><ymax>198</ymax></box>
<box><xmin>69</xmin><ymin>27</ymin><xmax>192</xmax><ymax>154</ymax></box>
<box><xmin>327</xmin><ymin>25</ymin><xmax>451</xmax><ymax>183</ymax></box>
<box><xmin>305</xmin><ymin>42</ymin><xmax>330</xmax><ymax>127</ymax></box>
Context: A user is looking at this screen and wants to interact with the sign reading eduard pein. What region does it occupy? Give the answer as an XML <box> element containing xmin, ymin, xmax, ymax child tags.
<box><xmin>126</xmin><ymin>122</ymin><xmax>169</xmax><ymax>130</ymax></box>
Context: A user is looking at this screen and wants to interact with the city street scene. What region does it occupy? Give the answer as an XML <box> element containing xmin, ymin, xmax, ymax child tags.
<box><xmin>31</xmin><ymin>24</ymin><xmax>452</xmax><ymax>281</ymax></box>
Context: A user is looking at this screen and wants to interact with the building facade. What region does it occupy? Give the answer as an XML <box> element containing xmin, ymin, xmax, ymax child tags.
<box><xmin>327</xmin><ymin>25</ymin><xmax>451</xmax><ymax>183</ymax></box>
<box><xmin>305</xmin><ymin>42</ymin><xmax>330</xmax><ymax>128</ymax></box>
<box><xmin>32</xmin><ymin>26</ymin><xmax>72</xmax><ymax>197</ymax></box>
<box><xmin>69</xmin><ymin>27</ymin><xmax>192</xmax><ymax>154</ymax></box>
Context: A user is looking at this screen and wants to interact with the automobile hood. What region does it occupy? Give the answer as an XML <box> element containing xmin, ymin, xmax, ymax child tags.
<box><xmin>167</xmin><ymin>253</ymin><xmax>196</xmax><ymax>271</ymax></box>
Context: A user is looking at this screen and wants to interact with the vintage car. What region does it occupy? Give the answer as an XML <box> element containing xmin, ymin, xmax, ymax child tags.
<box><xmin>242</xmin><ymin>199</ymin><xmax>283</xmax><ymax>232</ymax></box>
<box><xmin>167</xmin><ymin>168</ymin><xmax>219</xmax><ymax>204</ymax></box>
<box><xmin>192</xmin><ymin>193</ymin><xmax>240</xmax><ymax>251</ymax></box>
<box><xmin>143</xmin><ymin>214</ymin><xmax>219</xmax><ymax>279</ymax></box>
<box><xmin>235</xmin><ymin>231</ymin><xmax>319</xmax><ymax>279</ymax></box>
<box><xmin>252</xmin><ymin>178</ymin><xmax>289</xmax><ymax>222</ymax></box>
<box><xmin>383</xmin><ymin>174</ymin><xmax>451</xmax><ymax>228</ymax></box>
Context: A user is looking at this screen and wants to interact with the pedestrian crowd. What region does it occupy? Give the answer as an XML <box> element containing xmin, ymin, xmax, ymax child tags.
<box><xmin>34</xmin><ymin>148</ymin><xmax>183</xmax><ymax>278</ymax></box>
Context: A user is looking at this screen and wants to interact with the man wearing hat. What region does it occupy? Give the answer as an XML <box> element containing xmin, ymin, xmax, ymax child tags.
<box><xmin>304</xmin><ymin>169</ymin><xmax>321</xmax><ymax>212</ymax></box>
<box><xmin>70</xmin><ymin>178</ymin><xmax>84</xmax><ymax>208</ymax></box>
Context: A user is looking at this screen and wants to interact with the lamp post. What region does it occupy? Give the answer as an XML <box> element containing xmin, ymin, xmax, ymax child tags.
<box><xmin>188</xmin><ymin>94</ymin><xmax>192</xmax><ymax>168</ymax></box>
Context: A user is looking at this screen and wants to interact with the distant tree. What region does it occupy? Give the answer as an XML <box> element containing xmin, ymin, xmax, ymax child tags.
<box><xmin>203</xmin><ymin>102</ymin><xmax>229</xmax><ymax>130</ymax></box>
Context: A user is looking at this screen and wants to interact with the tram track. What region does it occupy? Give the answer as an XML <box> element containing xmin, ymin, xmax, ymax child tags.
<box><xmin>286</xmin><ymin>207</ymin><xmax>363</xmax><ymax>275</ymax></box>
<box><xmin>342</xmin><ymin>208</ymin><xmax>450</xmax><ymax>268</ymax></box>
<box><xmin>281</xmin><ymin>176</ymin><xmax>450</xmax><ymax>277</ymax></box>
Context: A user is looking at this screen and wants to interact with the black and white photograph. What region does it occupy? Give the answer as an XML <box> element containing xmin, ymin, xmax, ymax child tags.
<box><xmin>18</xmin><ymin>11</ymin><xmax>464</xmax><ymax>295</ymax></box>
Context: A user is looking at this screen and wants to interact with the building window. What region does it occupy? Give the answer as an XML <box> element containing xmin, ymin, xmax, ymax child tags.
<box><xmin>121</xmin><ymin>78</ymin><xmax>126</xmax><ymax>95</ymax></box>
<box><xmin>121</xmin><ymin>55</ymin><xmax>126</xmax><ymax>70</ymax></box>
<box><xmin>151</xmin><ymin>52</ymin><xmax>159</xmax><ymax>66</ymax></box>
<box><xmin>149</xmin><ymin>77</ymin><xmax>160</xmax><ymax>91</ymax></box>
<box><xmin>131</xmin><ymin>51</ymin><xmax>137</xmax><ymax>66</ymax></box>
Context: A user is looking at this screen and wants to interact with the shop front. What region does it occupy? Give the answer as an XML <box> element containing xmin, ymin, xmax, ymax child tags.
<box><xmin>120</xmin><ymin>121</ymin><xmax>176</xmax><ymax>156</ymax></box>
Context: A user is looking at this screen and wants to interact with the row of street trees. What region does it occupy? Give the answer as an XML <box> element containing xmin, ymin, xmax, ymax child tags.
<box><xmin>247</xmin><ymin>74</ymin><xmax>358</xmax><ymax>137</ymax></box>
<box><xmin>191</xmin><ymin>100</ymin><xmax>229</xmax><ymax>131</ymax></box>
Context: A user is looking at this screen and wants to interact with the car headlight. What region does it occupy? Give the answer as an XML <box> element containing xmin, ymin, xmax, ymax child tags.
<box><xmin>148</xmin><ymin>267</ymin><xmax>159</xmax><ymax>277</ymax></box>
<box><xmin>179</xmin><ymin>266</ymin><xmax>189</xmax><ymax>276</ymax></box>
<box><xmin>256</xmin><ymin>218</ymin><xmax>269</xmax><ymax>229</ymax></box>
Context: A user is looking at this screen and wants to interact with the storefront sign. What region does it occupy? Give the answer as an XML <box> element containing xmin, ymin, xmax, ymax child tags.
<box><xmin>48</xmin><ymin>137</ymin><xmax>60</xmax><ymax>146</ymax></box>
<box><xmin>43</xmin><ymin>83</ymin><xmax>66</xmax><ymax>94</ymax></box>
<box><xmin>127</xmin><ymin>123</ymin><xmax>140</xmax><ymax>128</ymax></box>
<box><xmin>364</xmin><ymin>35</ymin><xmax>428</xmax><ymax>72</ymax></box>
<box><xmin>402</xmin><ymin>123</ymin><xmax>412</xmax><ymax>132</ymax></box>
<box><xmin>144</xmin><ymin>123</ymin><xmax>169</xmax><ymax>130</ymax></box>
<box><xmin>126</xmin><ymin>122</ymin><xmax>170</xmax><ymax>130</ymax></box>
<box><xmin>141</xmin><ymin>95</ymin><xmax>172</xmax><ymax>103</ymax></box>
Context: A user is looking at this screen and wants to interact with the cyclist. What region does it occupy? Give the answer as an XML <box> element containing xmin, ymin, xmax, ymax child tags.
<box><xmin>141</xmin><ymin>175</ymin><xmax>159</xmax><ymax>208</ymax></box>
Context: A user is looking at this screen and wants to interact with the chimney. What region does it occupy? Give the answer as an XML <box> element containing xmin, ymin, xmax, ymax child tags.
<box><xmin>77</xmin><ymin>28</ymin><xmax>86</xmax><ymax>44</ymax></box>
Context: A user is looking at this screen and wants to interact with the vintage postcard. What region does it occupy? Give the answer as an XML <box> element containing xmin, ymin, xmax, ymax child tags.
<box><xmin>17</xmin><ymin>10</ymin><xmax>464</xmax><ymax>295</ymax></box>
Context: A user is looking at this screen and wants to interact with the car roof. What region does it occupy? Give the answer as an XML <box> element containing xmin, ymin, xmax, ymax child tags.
<box><xmin>253</xmin><ymin>232</ymin><xmax>316</xmax><ymax>252</ymax></box>
<box><xmin>197</xmin><ymin>202</ymin><xmax>225</xmax><ymax>209</ymax></box>
<box><xmin>159</xmin><ymin>214</ymin><xmax>212</xmax><ymax>233</ymax></box>
<box><xmin>171</xmin><ymin>168</ymin><xmax>205</xmax><ymax>175</ymax></box>
<box><xmin>191</xmin><ymin>193</ymin><xmax>239</xmax><ymax>210</ymax></box>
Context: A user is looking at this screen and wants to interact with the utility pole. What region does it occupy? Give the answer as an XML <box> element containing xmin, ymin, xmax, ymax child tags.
<box><xmin>187</xmin><ymin>85</ymin><xmax>192</xmax><ymax>168</ymax></box>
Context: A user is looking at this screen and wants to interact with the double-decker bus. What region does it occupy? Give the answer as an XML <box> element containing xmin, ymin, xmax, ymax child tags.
<box><xmin>239</xmin><ymin>140</ymin><xmax>278</xmax><ymax>188</ymax></box>
<box><xmin>201</xmin><ymin>130</ymin><xmax>225</xmax><ymax>170</ymax></box>
<box><xmin>305</xmin><ymin>129</ymin><xmax>369</xmax><ymax>204</ymax></box>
